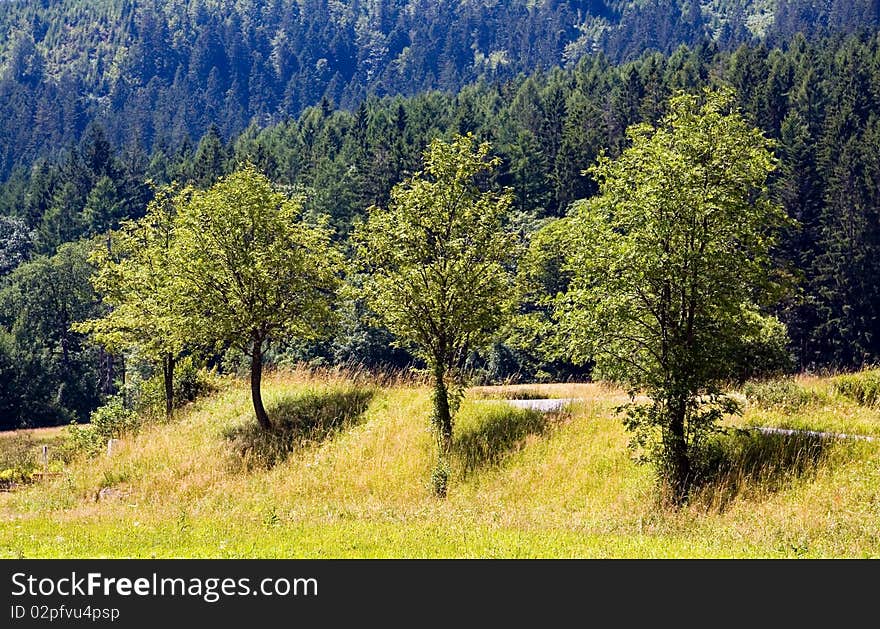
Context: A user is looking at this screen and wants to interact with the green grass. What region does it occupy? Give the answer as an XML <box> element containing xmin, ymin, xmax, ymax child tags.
<box><xmin>735</xmin><ymin>374</ymin><xmax>880</xmax><ymax>437</ymax></box>
<box><xmin>832</xmin><ymin>369</ymin><xmax>880</xmax><ymax>408</ymax></box>
<box><xmin>2</xmin><ymin>370</ymin><xmax>880</xmax><ymax>558</ymax></box>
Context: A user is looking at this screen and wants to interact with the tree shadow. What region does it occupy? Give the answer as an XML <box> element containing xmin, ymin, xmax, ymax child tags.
<box><xmin>453</xmin><ymin>406</ymin><xmax>551</xmax><ymax>475</ymax></box>
<box><xmin>225</xmin><ymin>386</ymin><xmax>375</xmax><ymax>470</ymax></box>
<box><xmin>690</xmin><ymin>429</ymin><xmax>840</xmax><ymax>511</ymax></box>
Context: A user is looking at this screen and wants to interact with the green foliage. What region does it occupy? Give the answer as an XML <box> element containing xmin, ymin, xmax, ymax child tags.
<box><xmin>430</xmin><ymin>461</ymin><xmax>450</xmax><ymax>499</ymax></box>
<box><xmin>730</xmin><ymin>313</ymin><xmax>796</xmax><ymax>382</ymax></box>
<box><xmin>6</xmin><ymin>31</ymin><xmax>880</xmax><ymax>432</ymax></box>
<box><xmin>171</xmin><ymin>164</ymin><xmax>343</xmax><ymax>430</ymax></box>
<box><xmin>66</xmin><ymin>395</ymin><xmax>140</xmax><ymax>457</ymax></box>
<box><xmin>354</xmin><ymin>134</ymin><xmax>520</xmax><ymax>495</ymax></box>
<box><xmin>832</xmin><ymin>369</ymin><xmax>880</xmax><ymax>407</ymax></box>
<box><xmin>354</xmin><ymin>134</ymin><xmax>519</xmax><ymax>369</ymax></box>
<box><xmin>75</xmin><ymin>185</ymin><xmax>186</xmax><ymax>418</ymax></box>
<box><xmin>0</xmin><ymin>241</ymin><xmax>102</xmax><ymax>428</ymax></box>
<box><xmin>76</xmin><ymin>185</ymin><xmax>183</xmax><ymax>360</ymax></box>
<box><xmin>137</xmin><ymin>356</ymin><xmax>218</xmax><ymax>419</ymax></box>
<box><xmin>171</xmin><ymin>165</ymin><xmax>342</xmax><ymax>354</ymax></box>
<box><xmin>0</xmin><ymin>216</ymin><xmax>34</xmax><ymax>277</ymax></box>
<box><xmin>556</xmin><ymin>88</ymin><xmax>788</xmax><ymax>503</ymax></box>
<box><xmin>504</xmin><ymin>216</ymin><xmax>587</xmax><ymax>381</ymax></box>
<box><xmin>0</xmin><ymin>0</ymin><xmax>778</xmax><ymax>180</ymax></box>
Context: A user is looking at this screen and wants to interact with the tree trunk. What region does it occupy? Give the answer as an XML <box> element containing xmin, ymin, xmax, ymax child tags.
<box><xmin>667</xmin><ymin>397</ymin><xmax>691</xmax><ymax>506</ymax></box>
<box><xmin>120</xmin><ymin>354</ymin><xmax>126</xmax><ymax>407</ymax></box>
<box><xmin>99</xmin><ymin>348</ymin><xmax>113</xmax><ymax>396</ymax></box>
<box><xmin>162</xmin><ymin>353</ymin><xmax>175</xmax><ymax>420</ymax></box>
<box><xmin>251</xmin><ymin>337</ymin><xmax>271</xmax><ymax>431</ymax></box>
<box><xmin>432</xmin><ymin>361</ymin><xmax>453</xmax><ymax>455</ymax></box>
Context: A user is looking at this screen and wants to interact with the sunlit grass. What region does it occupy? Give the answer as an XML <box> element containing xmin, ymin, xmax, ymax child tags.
<box><xmin>733</xmin><ymin>374</ymin><xmax>880</xmax><ymax>437</ymax></box>
<box><xmin>2</xmin><ymin>370</ymin><xmax>879</xmax><ymax>558</ymax></box>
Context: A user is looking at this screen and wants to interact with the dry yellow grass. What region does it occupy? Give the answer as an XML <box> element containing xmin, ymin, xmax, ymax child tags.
<box><xmin>1</xmin><ymin>370</ymin><xmax>879</xmax><ymax>557</ymax></box>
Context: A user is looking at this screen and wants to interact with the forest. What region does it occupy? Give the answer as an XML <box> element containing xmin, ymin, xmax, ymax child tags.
<box><xmin>0</xmin><ymin>0</ymin><xmax>878</xmax><ymax>179</ymax></box>
<box><xmin>2</xmin><ymin>29</ymin><xmax>880</xmax><ymax>433</ymax></box>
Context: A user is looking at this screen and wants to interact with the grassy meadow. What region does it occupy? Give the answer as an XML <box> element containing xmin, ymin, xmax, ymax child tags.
<box><xmin>2</xmin><ymin>370</ymin><xmax>879</xmax><ymax>558</ymax></box>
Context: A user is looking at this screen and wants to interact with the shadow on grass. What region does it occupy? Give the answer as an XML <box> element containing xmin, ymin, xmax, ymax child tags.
<box><xmin>453</xmin><ymin>406</ymin><xmax>551</xmax><ymax>475</ymax></box>
<box><xmin>690</xmin><ymin>429</ymin><xmax>839</xmax><ymax>511</ymax></box>
<box><xmin>225</xmin><ymin>386</ymin><xmax>375</xmax><ymax>470</ymax></box>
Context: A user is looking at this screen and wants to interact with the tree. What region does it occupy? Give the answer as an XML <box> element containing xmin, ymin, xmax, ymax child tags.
<box><xmin>74</xmin><ymin>186</ymin><xmax>185</xmax><ymax>419</ymax></box>
<box><xmin>171</xmin><ymin>165</ymin><xmax>342</xmax><ymax>430</ymax></box>
<box><xmin>354</xmin><ymin>134</ymin><xmax>519</xmax><ymax>497</ymax></box>
<box><xmin>0</xmin><ymin>241</ymin><xmax>102</xmax><ymax>426</ymax></box>
<box><xmin>0</xmin><ymin>216</ymin><xmax>34</xmax><ymax>277</ymax></box>
<box><xmin>555</xmin><ymin>88</ymin><xmax>789</xmax><ymax>504</ymax></box>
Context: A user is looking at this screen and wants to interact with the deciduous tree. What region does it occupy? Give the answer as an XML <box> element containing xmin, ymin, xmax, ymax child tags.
<box><xmin>75</xmin><ymin>186</ymin><xmax>185</xmax><ymax>419</ymax></box>
<box><xmin>556</xmin><ymin>88</ymin><xmax>789</xmax><ymax>504</ymax></box>
<box><xmin>171</xmin><ymin>165</ymin><xmax>342</xmax><ymax>431</ymax></box>
<box><xmin>354</xmin><ymin>134</ymin><xmax>519</xmax><ymax>496</ymax></box>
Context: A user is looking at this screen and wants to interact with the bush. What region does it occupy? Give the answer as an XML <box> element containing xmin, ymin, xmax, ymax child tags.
<box><xmin>832</xmin><ymin>369</ymin><xmax>880</xmax><ymax>407</ymax></box>
<box><xmin>742</xmin><ymin>378</ymin><xmax>822</xmax><ymax>412</ymax></box>
<box><xmin>137</xmin><ymin>355</ymin><xmax>217</xmax><ymax>418</ymax></box>
<box><xmin>729</xmin><ymin>314</ymin><xmax>795</xmax><ymax>383</ymax></box>
<box><xmin>66</xmin><ymin>395</ymin><xmax>140</xmax><ymax>456</ymax></box>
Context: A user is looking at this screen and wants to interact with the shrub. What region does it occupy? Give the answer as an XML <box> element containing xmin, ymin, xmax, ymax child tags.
<box><xmin>742</xmin><ymin>378</ymin><xmax>821</xmax><ymax>412</ymax></box>
<box><xmin>137</xmin><ymin>356</ymin><xmax>218</xmax><ymax>418</ymax></box>
<box><xmin>66</xmin><ymin>395</ymin><xmax>140</xmax><ymax>456</ymax></box>
<box><xmin>729</xmin><ymin>314</ymin><xmax>795</xmax><ymax>383</ymax></box>
<box><xmin>832</xmin><ymin>369</ymin><xmax>880</xmax><ymax>407</ymax></box>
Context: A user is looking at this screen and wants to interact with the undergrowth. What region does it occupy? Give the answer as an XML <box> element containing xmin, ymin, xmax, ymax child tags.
<box><xmin>742</xmin><ymin>378</ymin><xmax>824</xmax><ymax>412</ymax></box>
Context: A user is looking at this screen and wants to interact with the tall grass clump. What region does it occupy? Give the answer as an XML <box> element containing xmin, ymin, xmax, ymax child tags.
<box><xmin>689</xmin><ymin>429</ymin><xmax>836</xmax><ymax>510</ymax></box>
<box><xmin>453</xmin><ymin>405</ymin><xmax>550</xmax><ymax>475</ymax></box>
<box><xmin>832</xmin><ymin>369</ymin><xmax>880</xmax><ymax>407</ymax></box>
<box><xmin>0</xmin><ymin>434</ymin><xmax>39</xmax><ymax>488</ymax></box>
<box><xmin>742</xmin><ymin>378</ymin><xmax>822</xmax><ymax>412</ymax></box>
<box><xmin>469</xmin><ymin>388</ymin><xmax>556</xmax><ymax>400</ymax></box>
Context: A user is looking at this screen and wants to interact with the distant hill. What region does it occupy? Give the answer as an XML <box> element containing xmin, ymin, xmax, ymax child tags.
<box><xmin>0</xmin><ymin>0</ymin><xmax>876</xmax><ymax>179</ymax></box>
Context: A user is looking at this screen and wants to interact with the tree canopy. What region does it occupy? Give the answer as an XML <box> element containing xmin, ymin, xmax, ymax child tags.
<box><xmin>4</xmin><ymin>34</ymin><xmax>880</xmax><ymax>427</ymax></box>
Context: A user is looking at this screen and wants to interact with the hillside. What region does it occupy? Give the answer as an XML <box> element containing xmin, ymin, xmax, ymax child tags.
<box><xmin>0</xmin><ymin>0</ymin><xmax>877</xmax><ymax>178</ymax></box>
<box><xmin>2</xmin><ymin>371</ymin><xmax>879</xmax><ymax>558</ymax></box>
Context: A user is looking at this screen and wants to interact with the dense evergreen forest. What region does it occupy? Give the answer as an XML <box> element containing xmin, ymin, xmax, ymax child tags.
<box><xmin>1</xmin><ymin>1</ymin><xmax>880</xmax><ymax>430</ymax></box>
<box><xmin>0</xmin><ymin>0</ymin><xmax>879</xmax><ymax>179</ymax></box>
